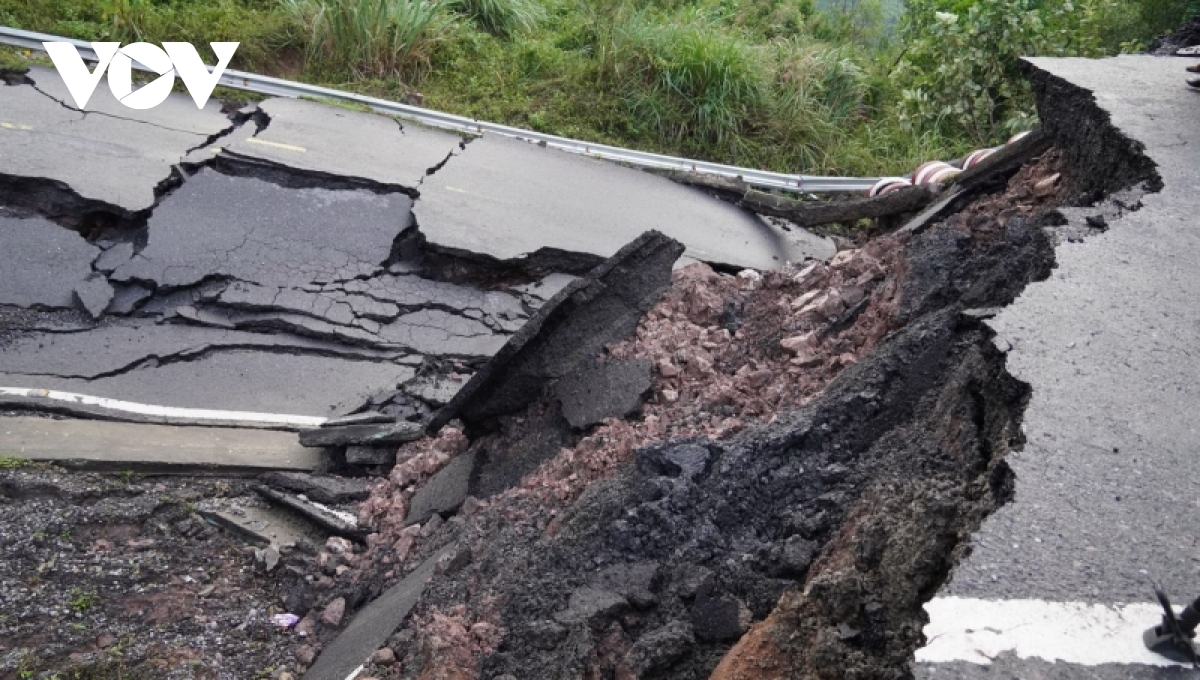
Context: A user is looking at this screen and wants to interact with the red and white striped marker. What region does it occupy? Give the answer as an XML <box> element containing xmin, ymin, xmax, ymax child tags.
<box><xmin>867</xmin><ymin>177</ymin><xmax>913</xmax><ymax>197</ymax></box>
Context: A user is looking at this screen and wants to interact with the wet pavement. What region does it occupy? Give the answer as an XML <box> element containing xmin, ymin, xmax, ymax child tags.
<box><xmin>914</xmin><ymin>54</ymin><xmax>1200</xmax><ymax>679</ymax></box>
<box><xmin>0</xmin><ymin>64</ymin><xmax>824</xmax><ymax>439</ymax></box>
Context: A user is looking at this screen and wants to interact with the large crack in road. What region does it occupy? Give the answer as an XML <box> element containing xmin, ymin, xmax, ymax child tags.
<box><xmin>0</xmin><ymin>49</ymin><xmax>1182</xmax><ymax>680</ymax></box>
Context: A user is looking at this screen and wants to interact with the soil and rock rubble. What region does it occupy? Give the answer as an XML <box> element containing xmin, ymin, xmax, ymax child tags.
<box><xmin>0</xmin><ymin>41</ymin><xmax>1172</xmax><ymax>680</ymax></box>
<box><xmin>276</xmin><ymin>64</ymin><xmax>1168</xmax><ymax>678</ymax></box>
<box><xmin>259</xmin><ymin>133</ymin><xmax>1151</xmax><ymax>680</ymax></box>
<box><xmin>0</xmin><ymin>464</ymin><xmax>306</xmax><ymax>679</ymax></box>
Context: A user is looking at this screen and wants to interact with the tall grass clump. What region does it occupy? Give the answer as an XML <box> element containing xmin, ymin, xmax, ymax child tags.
<box><xmin>287</xmin><ymin>0</ymin><xmax>452</xmax><ymax>80</ymax></box>
<box><xmin>445</xmin><ymin>0</ymin><xmax>542</xmax><ymax>37</ymax></box>
<box><xmin>616</xmin><ymin>14</ymin><xmax>769</xmax><ymax>155</ymax></box>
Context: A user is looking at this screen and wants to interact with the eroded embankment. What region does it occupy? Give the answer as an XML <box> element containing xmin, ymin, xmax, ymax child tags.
<box><xmin>267</xmin><ymin>114</ymin><xmax>1154</xmax><ymax>680</ymax></box>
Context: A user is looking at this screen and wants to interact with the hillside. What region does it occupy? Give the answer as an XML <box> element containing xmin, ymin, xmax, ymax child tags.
<box><xmin>0</xmin><ymin>0</ymin><xmax>1191</xmax><ymax>173</ymax></box>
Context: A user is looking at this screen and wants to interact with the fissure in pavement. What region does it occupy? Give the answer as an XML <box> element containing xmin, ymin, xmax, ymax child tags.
<box><xmin>287</xmin><ymin>60</ymin><xmax>1162</xmax><ymax>680</ymax></box>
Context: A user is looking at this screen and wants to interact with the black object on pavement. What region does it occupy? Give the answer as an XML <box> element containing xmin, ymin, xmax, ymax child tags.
<box><xmin>1143</xmin><ymin>588</ymin><xmax>1200</xmax><ymax>665</ymax></box>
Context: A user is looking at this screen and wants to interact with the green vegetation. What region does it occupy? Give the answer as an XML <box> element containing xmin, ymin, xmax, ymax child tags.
<box><xmin>0</xmin><ymin>0</ymin><xmax>1194</xmax><ymax>176</ymax></box>
<box><xmin>68</xmin><ymin>586</ymin><xmax>100</xmax><ymax>613</ymax></box>
<box><xmin>896</xmin><ymin>0</ymin><xmax>1200</xmax><ymax>145</ymax></box>
<box><xmin>0</xmin><ymin>455</ymin><xmax>30</xmax><ymax>469</ymax></box>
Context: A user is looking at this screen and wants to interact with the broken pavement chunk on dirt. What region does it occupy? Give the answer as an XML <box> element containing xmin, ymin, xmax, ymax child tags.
<box><xmin>299</xmin><ymin>420</ymin><xmax>424</xmax><ymax>448</ymax></box>
<box><xmin>259</xmin><ymin>471</ymin><xmax>372</xmax><ymax>505</ymax></box>
<box><xmin>301</xmin><ymin>547</ymin><xmax>452</xmax><ymax>680</ymax></box>
<box><xmin>553</xmin><ymin>356</ymin><xmax>653</xmax><ymax>429</ymax></box>
<box><xmin>255</xmin><ymin>485</ymin><xmax>366</xmax><ymax>540</ymax></box>
<box><xmin>429</xmin><ymin>230</ymin><xmax>686</xmax><ymax>433</ymax></box>
<box><xmin>404</xmin><ymin>449</ymin><xmax>478</xmax><ymax>524</ymax></box>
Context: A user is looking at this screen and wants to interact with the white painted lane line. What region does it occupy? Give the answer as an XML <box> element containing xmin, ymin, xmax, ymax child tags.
<box><xmin>916</xmin><ymin>596</ymin><xmax>1188</xmax><ymax>667</ymax></box>
<box><xmin>0</xmin><ymin>387</ymin><xmax>327</xmax><ymax>427</ymax></box>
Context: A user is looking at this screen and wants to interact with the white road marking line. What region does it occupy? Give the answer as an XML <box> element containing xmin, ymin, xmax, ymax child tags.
<box><xmin>916</xmin><ymin>596</ymin><xmax>1188</xmax><ymax>667</ymax></box>
<box><xmin>0</xmin><ymin>387</ymin><xmax>326</xmax><ymax>427</ymax></box>
<box><xmin>309</xmin><ymin>499</ymin><xmax>359</xmax><ymax>528</ymax></box>
<box><xmin>344</xmin><ymin>665</ymin><xmax>365</xmax><ymax>680</ymax></box>
<box><xmin>244</xmin><ymin>137</ymin><xmax>307</xmax><ymax>152</ymax></box>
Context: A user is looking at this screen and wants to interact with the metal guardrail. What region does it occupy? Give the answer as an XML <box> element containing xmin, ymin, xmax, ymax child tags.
<box><xmin>0</xmin><ymin>26</ymin><xmax>879</xmax><ymax>193</ymax></box>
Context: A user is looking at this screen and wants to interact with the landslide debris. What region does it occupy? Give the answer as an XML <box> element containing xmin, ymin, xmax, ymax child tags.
<box><xmin>265</xmin><ymin>133</ymin><xmax>1150</xmax><ymax>680</ymax></box>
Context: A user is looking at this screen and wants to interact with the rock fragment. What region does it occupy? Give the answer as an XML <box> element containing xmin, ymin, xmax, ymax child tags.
<box><xmin>626</xmin><ymin>621</ymin><xmax>695</xmax><ymax>675</ymax></box>
<box><xmin>321</xmin><ymin>597</ymin><xmax>346</xmax><ymax>627</ymax></box>
<box><xmin>690</xmin><ymin>591</ymin><xmax>752</xmax><ymax>641</ymax></box>
<box><xmin>554</xmin><ymin>587</ymin><xmax>629</xmax><ymax>627</ymax></box>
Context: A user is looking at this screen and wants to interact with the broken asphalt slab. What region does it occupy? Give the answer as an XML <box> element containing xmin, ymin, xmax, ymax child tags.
<box><xmin>198</xmin><ymin>497</ymin><xmax>329</xmax><ymax>549</ymax></box>
<box><xmin>301</xmin><ymin>546</ymin><xmax>452</xmax><ymax>680</ymax></box>
<box><xmin>259</xmin><ymin>471</ymin><xmax>372</xmax><ymax>505</ymax></box>
<box><xmin>254</xmin><ymin>485</ymin><xmax>366</xmax><ymax>541</ymax></box>
<box><xmin>0</xmin><ymin>417</ymin><xmax>324</xmax><ymax>472</ymax></box>
<box><xmin>554</xmin><ymin>356</ymin><xmax>653</xmax><ymax>429</ymax></box>
<box><xmin>403</xmin><ymin>233</ymin><xmax>678</xmax><ymax>522</ymax></box>
<box><xmin>0</xmin><ymin>212</ymin><xmax>99</xmax><ymax>309</ymax></box>
<box><xmin>221</xmin><ymin>97</ymin><xmax>465</xmax><ymax>191</ymax></box>
<box><xmin>415</xmin><ymin>134</ymin><xmax>834</xmax><ymax>270</ymax></box>
<box><xmin>111</xmin><ymin>167</ymin><xmax>410</xmax><ymax>289</ymax></box>
<box><xmin>404</xmin><ymin>449</ymin><xmax>477</xmax><ymax>525</ymax></box>
<box><xmin>0</xmin><ymin>66</ymin><xmax>232</xmax><ymax>214</ymax></box>
<box><xmin>430</xmin><ymin>230</ymin><xmax>685</xmax><ymax>432</ymax></box>
<box><xmin>0</xmin><ymin>344</ymin><xmax>417</xmax><ymax>418</ymax></box>
<box><xmin>299</xmin><ymin>420</ymin><xmax>424</xmax><ymax>448</ymax></box>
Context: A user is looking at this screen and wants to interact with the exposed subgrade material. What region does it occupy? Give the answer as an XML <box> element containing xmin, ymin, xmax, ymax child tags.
<box><xmin>292</xmin><ymin>58</ymin><xmax>1164</xmax><ymax>680</ymax></box>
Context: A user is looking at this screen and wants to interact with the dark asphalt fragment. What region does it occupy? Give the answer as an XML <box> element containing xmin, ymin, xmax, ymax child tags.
<box><xmin>299</xmin><ymin>421</ymin><xmax>425</xmax><ymax>448</ymax></box>
<box><xmin>553</xmin><ymin>356</ymin><xmax>654</xmax><ymax>429</ymax></box>
<box><xmin>259</xmin><ymin>471</ymin><xmax>372</xmax><ymax>505</ymax></box>
<box><xmin>429</xmin><ymin>230</ymin><xmax>685</xmax><ymax>433</ymax></box>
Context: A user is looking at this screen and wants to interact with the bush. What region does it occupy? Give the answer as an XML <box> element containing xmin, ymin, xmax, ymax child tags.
<box><xmin>287</xmin><ymin>0</ymin><xmax>452</xmax><ymax>80</ymax></box>
<box><xmin>445</xmin><ymin>0</ymin><xmax>543</xmax><ymax>37</ymax></box>
<box><xmin>614</xmin><ymin>14</ymin><xmax>770</xmax><ymax>153</ymax></box>
<box><xmin>894</xmin><ymin>0</ymin><xmax>1193</xmax><ymax>146</ymax></box>
<box><xmin>895</xmin><ymin>0</ymin><xmax>1057</xmax><ymax>145</ymax></box>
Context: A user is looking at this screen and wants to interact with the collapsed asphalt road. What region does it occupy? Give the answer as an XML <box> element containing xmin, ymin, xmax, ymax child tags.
<box><xmin>0</xmin><ymin>65</ymin><xmax>831</xmax><ymax>446</ymax></box>
<box><xmin>1</xmin><ymin>48</ymin><xmax>1195</xmax><ymax>680</ymax></box>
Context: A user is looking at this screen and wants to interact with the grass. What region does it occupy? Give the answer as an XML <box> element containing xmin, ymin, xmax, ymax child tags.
<box><xmin>68</xmin><ymin>586</ymin><xmax>100</xmax><ymax>613</ymax></box>
<box><xmin>1</xmin><ymin>0</ymin><xmax>1194</xmax><ymax>178</ymax></box>
<box><xmin>0</xmin><ymin>455</ymin><xmax>30</xmax><ymax>469</ymax></box>
<box><xmin>286</xmin><ymin>0</ymin><xmax>451</xmax><ymax>80</ymax></box>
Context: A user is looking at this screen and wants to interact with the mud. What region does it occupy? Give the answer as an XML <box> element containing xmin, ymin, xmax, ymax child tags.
<box><xmin>0</xmin><ymin>465</ymin><xmax>307</xmax><ymax>679</ymax></box>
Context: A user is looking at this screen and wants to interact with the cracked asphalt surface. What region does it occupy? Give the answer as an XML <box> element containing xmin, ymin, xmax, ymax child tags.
<box><xmin>915</xmin><ymin>55</ymin><xmax>1200</xmax><ymax>679</ymax></box>
<box><xmin>0</xmin><ymin>64</ymin><xmax>823</xmax><ymax>425</ymax></box>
